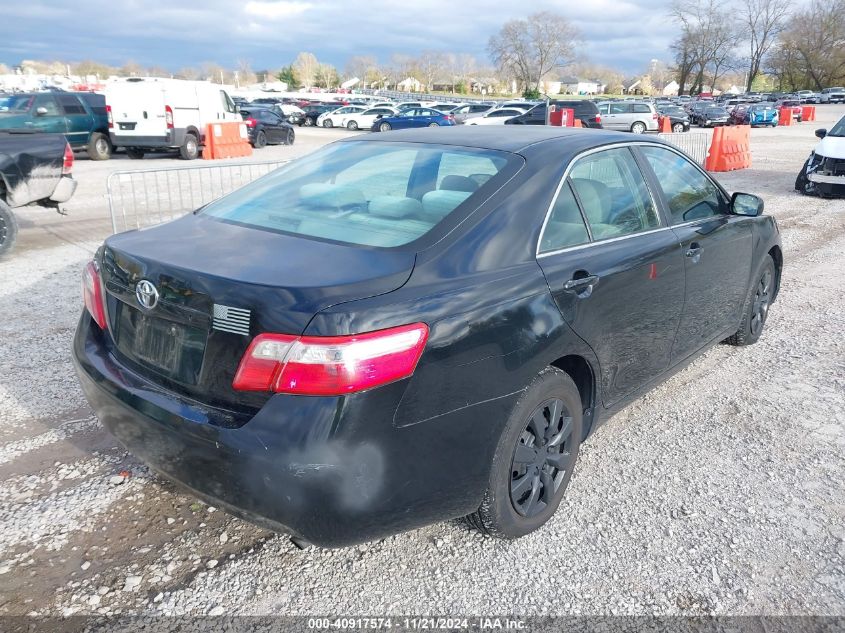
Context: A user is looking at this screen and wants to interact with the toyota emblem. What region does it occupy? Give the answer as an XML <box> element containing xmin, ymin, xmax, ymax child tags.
<box><xmin>135</xmin><ymin>279</ymin><xmax>160</xmax><ymax>310</ymax></box>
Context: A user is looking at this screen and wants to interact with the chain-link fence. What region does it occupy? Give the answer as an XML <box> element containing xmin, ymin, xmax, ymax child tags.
<box><xmin>657</xmin><ymin>132</ymin><xmax>711</xmax><ymax>166</ymax></box>
<box><xmin>107</xmin><ymin>160</ymin><xmax>290</xmax><ymax>234</ymax></box>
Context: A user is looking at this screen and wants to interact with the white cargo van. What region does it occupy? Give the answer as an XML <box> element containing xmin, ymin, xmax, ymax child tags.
<box><xmin>105</xmin><ymin>78</ymin><xmax>241</xmax><ymax>159</ymax></box>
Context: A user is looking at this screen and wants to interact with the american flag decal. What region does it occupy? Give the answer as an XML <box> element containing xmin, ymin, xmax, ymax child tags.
<box><xmin>212</xmin><ymin>304</ymin><xmax>251</xmax><ymax>336</ymax></box>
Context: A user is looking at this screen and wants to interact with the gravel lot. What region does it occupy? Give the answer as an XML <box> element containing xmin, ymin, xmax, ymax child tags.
<box><xmin>1</xmin><ymin>113</ymin><xmax>843</xmax><ymax>618</ymax></box>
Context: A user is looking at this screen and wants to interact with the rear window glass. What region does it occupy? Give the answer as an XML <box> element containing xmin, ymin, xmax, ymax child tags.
<box><xmin>202</xmin><ymin>142</ymin><xmax>517</xmax><ymax>248</ymax></box>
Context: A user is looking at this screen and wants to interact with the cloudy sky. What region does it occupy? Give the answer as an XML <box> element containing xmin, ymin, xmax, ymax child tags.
<box><xmin>1</xmin><ymin>0</ymin><xmax>677</xmax><ymax>76</ymax></box>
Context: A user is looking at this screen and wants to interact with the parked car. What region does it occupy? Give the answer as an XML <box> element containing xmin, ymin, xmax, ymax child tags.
<box><xmin>371</xmin><ymin>107</ymin><xmax>456</xmax><ymax>131</ymax></box>
<box><xmin>269</xmin><ymin>104</ymin><xmax>305</xmax><ymax>126</ymax></box>
<box><xmin>820</xmin><ymin>88</ymin><xmax>845</xmax><ymax>104</ymax></box>
<box><xmin>692</xmin><ymin>106</ymin><xmax>730</xmax><ymax>127</ymax></box>
<box><xmin>301</xmin><ymin>104</ymin><xmax>339</xmax><ymax>127</ymax></box>
<box><xmin>795</xmin><ymin>90</ymin><xmax>819</xmax><ymax>104</ymax></box>
<box><xmin>0</xmin><ymin>92</ymin><xmax>112</xmax><ymax>160</ymax></box>
<box><xmin>73</xmin><ymin>127</ymin><xmax>782</xmax><ymax>548</ymax></box>
<box><xmin>343</xmin><ymin>106</ymin><xmax>398</xmax><ymax>131</ymax></box>
<box><xmin>597</xmin><ymin>101</ymin><xmax>658</xmax><ymax>133</ymax></box>
<box><xmin>429</xmin><ymin>103</ymin><xmax>460</xmax><ymax>112</ymax></box>
<box><xmin>737</xmin><ymin>104</ymin><xmax>779</xmax><ymax>127</ymax></box>
<box><xmin>775</xmin><ymin>100</ymin><xmax>803</xmax><ymax>122</ymax></box>
<box><xmin>795</xmin><ymin>116</ymin><xmax>845</xmax><ymax>198</ymax></box>
<box><xmin>552</xmin><ymin>100</ymin><xmax>603</xmax><ymax>128</ymax></box>
<box><xmin>317</xmin><ymin>106</ymin><xmax>366</xmax><ymax>128</ymax></box>
<box><xmin>105</xmin><ymin>78</ymin><xmax>241</xmax><ymax>160</ymax></box>
<box><xmin>467</xmin><ymin>108</ymin><xmax>527</xmax><ymax>125</ymax></box>
<box><xmin>0</xmin><ymin>130</ymin><xmax>76</xmax><ymax>256</ymax></box>
<box><xmin>450</xmin><ymin>103</ymin><xmax>496</xmax><ymax>124</ymax></box>
<box><xmin>240</xmin><ymin>108</ymin><xmax>295</xmax><ymax>148</ymax></box>
<box><xmin>655</xmin><ymin>105</ymin><xmax>691</xmax><ymax>132</ymax></box>
<box><xmin>504</xmin><ymin>103</ymin><xmax>548</xmax><ymax>126</ymax></box>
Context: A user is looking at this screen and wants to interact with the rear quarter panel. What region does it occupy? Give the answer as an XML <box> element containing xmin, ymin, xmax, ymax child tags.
<box><xmin>0</xmin><ymin>133</ymin><xmax>64</xmax><ymax>206</ymax></box>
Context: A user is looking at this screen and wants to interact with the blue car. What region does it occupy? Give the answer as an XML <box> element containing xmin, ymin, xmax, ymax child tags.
<box><xmin>372</xmin><ymin>107</ymin><xmax>455</xmax><ymax>132</ymax></box>
<box><xmin>746</xmin><ymin>105</ymin><xmax>778</xmax><ymax>127</ymax></box>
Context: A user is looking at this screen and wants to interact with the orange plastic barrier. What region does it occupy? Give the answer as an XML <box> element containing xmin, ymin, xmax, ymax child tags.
<box><xmin>777</xmin><ymin>108</ymin><xmax>793</xmax><ymax>126</ymax></box>
<box><xmin>705</xmin><ymin>125</ymin><xmax>751</xmax><ymax>172</ymax></box>
<box><xmin>800</xmin><ymin>105</ymin><xmax>816</xmax><ymax>122</ymax></box>
<box><xmin>658</xmin><ymin>115</ymin><xmax>672</xmax><ymax>133</ymax></box>
<box><xmin>573</xmin><ymin>118</ymin><xmax>583</xmax><ymax>128</ymax></box>
<box><xmin>202</xmin><ymin>122</ymin><xmax>252</xmax><ymax>159</ymax></box>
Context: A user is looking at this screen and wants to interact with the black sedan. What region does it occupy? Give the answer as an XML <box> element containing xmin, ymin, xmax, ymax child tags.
<box><xmin>240</xmin><ymin>108</ymin><xmax>295</xmax><ymax>148</ymax></box>
<box><xmin>693</xmin><ymin>106</ymin><xmax>730</xmax><ymax>127</ymax></box>
<box><xmin>656</xmin><ymin>105</ymin><xmax>691</xmax><ymax>132</ymax></box>
<box><xmin>74</xmin><ymin>128</ymin><xmax>782</xmax><ymax>548</ymax></box>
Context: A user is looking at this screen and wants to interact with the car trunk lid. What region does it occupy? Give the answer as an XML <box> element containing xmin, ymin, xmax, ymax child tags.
<box><xmin>99</xmin><ymin>214</ymin><xmax>415</xmax><ymax>414</ymax></box>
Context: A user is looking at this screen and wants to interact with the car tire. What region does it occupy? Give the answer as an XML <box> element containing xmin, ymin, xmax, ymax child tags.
<box><xmin>672</xmin><ymin>123</ymin><xmax>685</xmax><ymax>133</ymax></box>
<box><xmin>347</xmin><ymin>120</ymin><xmax>358</xmax><ymax>130</ymax></box>
<box><xmin>630</xmin><ymin>121</ymin><xmax>647</xmax><ymax>134</ymax></box>
<box><xmin>87</xmin><ymin>132</ymin><xmax>112</xmax><ymax>161</ymax></box>
<box><xmin>304</xmin><ymin>118</ymin><xmax>314</xmax><ymax>127</ymax></box>
<box><xmin>254</xmin><ymin>130</ymin><xmax>267</xmax><ymax>149</ymax></box>
<box><xmin>379</xmin><ymin>122</ymin><xmax>391</xmax><ymax>132</ymax></box>
<box><xmin>725</xmin><ymin>255</ymin><xmax>776</xmax><ymax>347</ymax></box>
<box><xmin>463</xmin><ymin>367</ymin><xmax>582</xmax><ymax>539</ymax></box>
<box><xmin>0</xmin><ymin>199</ymin><xmax>19</xmax><ymax>259</ymax></box>
<box><xmin>179</xmin><ymin>133</ymin><xmax>199</xmax><ymax>160</ymax></box>
<box><xmin>283</xmin><ymin>128</ymin><xmax>295</xmax><ymax>145</ymax></box>
<box><xmin>428</xmin><ymin>122</ymin><xmax>440</xmax><ymax>127</ymax></box>
<box><xmin>126</xmin><ymin>148</ymin><xmax>145</xmax><ymax>160</ymax></box>
<box><xmin>323</xmin><ymin>119</ymin><xmax>333</xmax><ymax>128</ymax></box>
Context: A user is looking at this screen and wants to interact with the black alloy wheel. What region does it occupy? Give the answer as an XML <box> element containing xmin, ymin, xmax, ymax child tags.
<box><xmin>750</xmin><ymin>267</ymin><xmax>773</xmax><ymax>336</ymax></box>
<box><xmin>510</xmin><ymin>398</ymin><xmax>576</xmax><ymax>517</ymax></box>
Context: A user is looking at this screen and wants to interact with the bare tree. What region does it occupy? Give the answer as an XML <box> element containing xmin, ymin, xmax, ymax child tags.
<box><xmin>416</xmin><ymin>51</ymin><xmax>446</xmax><ymax>92</ymax></box>
<box><xmin>237</xmin><ymin>59</ymin><xmax>257</xmax><ymax>86</ymax></box>
<box><xmin>345</xmin><ymin>55</ymin><xmax>378</xmax><ymax>86</ymax></box>
<box><xmin>315</xmin><ymin>63</ymin><xmax>338</xmax><ymax>89</ymax></box>
<box><xmin>293</xmin><ymin>52</ymin><xmax>319</xmax><ymax>88</ymax></box>
<box><xmin>488</xmin><ymin>12</ymin><xmax>580</xmax><ymax>91</ymax></box>
<box><xmin>775</xmin><ymin>0</ymin><xmax>845</xmax><ymax>90</ymax></box>
<box><xmin>671</xmin><ymin>0</ymin><xmax>738</xmax><ymax>93</ymax></box>
<box><xmin>740</xmin><ymin>0</ymin><xmax>792</xmax><ymax>91</ymax></box>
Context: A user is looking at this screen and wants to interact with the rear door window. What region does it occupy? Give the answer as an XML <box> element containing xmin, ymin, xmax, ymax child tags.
<box><xmin>539</xmin><ymin>182</ymin><xmax>590</xmax><ymax>252</ymax></box>
<box><xmin>57</xmin><ymin>94</ymin><xmax>86</xmax><ymax>115</ymax></box>
<box><xmin>568</xmin><ymin>148</ymin><xmax>661</xmax><ymax>240</ymax></box>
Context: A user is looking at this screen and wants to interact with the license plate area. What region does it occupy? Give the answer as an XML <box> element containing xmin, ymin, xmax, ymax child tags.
<box><xmin>118</xmin><ymin>122</ymin><xmax>136</xmax><ymax>130</ymax></box>
<box><xmin>114</xmin><ymin>303</ymin><xmax>207</xmax><ymax>385</ymax></box>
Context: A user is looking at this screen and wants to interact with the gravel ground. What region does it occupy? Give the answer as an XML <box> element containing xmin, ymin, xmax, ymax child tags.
<box><xmin>0</xmin><ymin>114</ymin><xmax>843</xmax><ymax>618</ymax></box>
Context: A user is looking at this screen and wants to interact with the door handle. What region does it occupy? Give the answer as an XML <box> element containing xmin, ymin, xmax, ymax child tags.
<box><xmin>563</xmin><ymin>274</ymin><xmax>600</xmax><ymax>298</ymax></box>
<box><xmin>686</xmin><ymin>243</ymin><xmax>702</xmax><ymax>258</ymax></box>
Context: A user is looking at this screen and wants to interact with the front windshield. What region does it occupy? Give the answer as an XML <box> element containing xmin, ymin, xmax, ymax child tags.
<box><xmin>0</xmin><ymin>95</ymin><xmax>34</xmax><ymax>113</ymax></box>
<box><xmin>202</xmin><ymin>141</ymin><xmax>518</xmax><ymax>248</ymax></box>
<box><xmin>828</xmin><ymin>116</ymin><xmax>845</xmax><ymax>137</ymax></box>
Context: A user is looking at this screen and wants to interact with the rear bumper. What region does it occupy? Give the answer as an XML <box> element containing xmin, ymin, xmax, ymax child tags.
<box><xmin>73</xmin><ymin>314</ymin><xmax>511</xmax><ymax>547</ymax></box>
<box><xmin>49</xmin><ymin>176</ymin><xmax>77</xmax><ymax>203</ymax></box>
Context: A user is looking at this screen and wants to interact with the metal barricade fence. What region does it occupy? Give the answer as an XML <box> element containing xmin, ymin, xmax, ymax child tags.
<box><xmin>107</xmin><ymin>160</ymin><xmax>290</xmax><ymax>234</ymax></box>
<box><xmin>657</xmin><ymin>132</ymin><xmax>711</xmax><ymax>166</ymax></box>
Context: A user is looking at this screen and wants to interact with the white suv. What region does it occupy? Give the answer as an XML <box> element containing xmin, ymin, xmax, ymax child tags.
<box><xmin>820</xmin><ymin>88</ymin><xmax>845</xmax><ymax>104</ymax></box>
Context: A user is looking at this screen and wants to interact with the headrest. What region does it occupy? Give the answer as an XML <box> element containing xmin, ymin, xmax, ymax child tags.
<box><xmin>368</xmin><ymin>196</ymin><xmax>424</xmax><ymax>218</ymax></box>
<box><xmin>440</xmin><ymin>175</ymin><xmax>479</xmax><ymax>192</ymax></box>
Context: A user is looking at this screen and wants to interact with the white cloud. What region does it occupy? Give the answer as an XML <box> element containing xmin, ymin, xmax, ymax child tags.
<box><xmin>243</xmin><ymin>0</ymin><xmax>312</xmax><ymax>20</ymax></box>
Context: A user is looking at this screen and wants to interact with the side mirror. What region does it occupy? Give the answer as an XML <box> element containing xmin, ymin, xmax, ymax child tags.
<box><xmin>815</xmin><ymin>128</ymin><xmax>827</xmax><ymax>139</ymax></box>
<box><xmin>731</xmin><ymin>192</ymin><xmax>764</xmax><ymax>217</ymax></box>
<box><xmin>375</xmin><ymin>114</ymin><xmax>383</xmax><ymax>119</ymax></box>
<box><xmin>35</xmin><ymin>106</ymin><xmax>48</xmax><ymax>116</ymax></box>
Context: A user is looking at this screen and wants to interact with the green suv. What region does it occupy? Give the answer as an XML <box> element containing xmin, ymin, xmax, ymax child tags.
<box><xmin>0</xmin><ymin>92</ymin><xmax>112</xmax><ymax>160</ymax></box>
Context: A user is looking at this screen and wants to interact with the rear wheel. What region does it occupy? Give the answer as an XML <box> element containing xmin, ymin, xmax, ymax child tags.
<box><xmin>125</xmin><ymin>147</ymin><xmax>145</xmax><ymax>160</ymax></box>
<box><xmin>304</xmin><ymin>117</ymin><xmax>314</xmax><ymax>127</ymax></box>
<box><xmin>87</xmin><ymin>132</ymin><xmax>112</xmax><ymax>161</ymax></box>
<box><xmin>428</xmin><ymin>122</ymin><xmax>440</xmax><ymax>127</ymax></box>
<box><xmin>283</xmin><ymin>128</ymin><xmax>295</xmax><ymax>145</ymax></box>
<box><xmin>254</xmin><ymin>130</ymin><xmax>267</xmax><ymax>149</ymax></box>
<box><xmin>347</xmin><ymin>120</ymin><xmax>358</xmax><ymax>130</ymax></box>
<box><xmin>631</xmin><ymin>121</ymin><xmax>646</xmax><ymax>134</ymax></box>
<box><xmin>0</xmin><ymin>200</ymin><xmax>19</xmax><ymax>259</ymax></box>
<box><xmin>725</xmin><ymin>255</ymin><xmax>776</xmax><ymax>346</ymax></box>
<box><xmin>464</xmin><ymin>367</ymin><xmax>582</xmax><ymax>538</ymax></box>
<box><xmin>379</xmin><ymin>122</ymin><xmax>392</xmax><ymax>132</ymax></box>
<box><xmin>672</xmin><ymin>123</ymin><xmax>685</xmax><ymax>133</ymax></box>
<box><xmin>179</xmin><ymin>133</ymin><xmax>199</xmax><ymax>160</ymax></box>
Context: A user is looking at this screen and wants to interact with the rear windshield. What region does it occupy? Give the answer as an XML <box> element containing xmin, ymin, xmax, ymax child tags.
<box><xmin>202</xmin><ymin>142</ymin><xmax>518</xmax><ymax>247</ymax></box>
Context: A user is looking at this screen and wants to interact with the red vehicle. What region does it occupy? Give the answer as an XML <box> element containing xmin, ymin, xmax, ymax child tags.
<box><xmin>775</xmin><ymin>99</ymin><xmax>803</xmax><ymax>122</ymax></box>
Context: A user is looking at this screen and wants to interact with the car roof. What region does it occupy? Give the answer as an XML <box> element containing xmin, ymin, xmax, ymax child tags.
<box><xmin>342</xmin><ymin>126</ymin><xmax>646</xmax><ymax>154</ymax></box>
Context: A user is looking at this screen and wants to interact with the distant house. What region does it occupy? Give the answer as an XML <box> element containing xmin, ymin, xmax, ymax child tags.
<box><xmin>662</xmin><ymin>80</ymin><xmax>679</xmax><ymax>96</ymax></box>
<box><xmin>552</xmin><ymin>77</ymin><xmax>603</xmax><ymax>95</ymax></box>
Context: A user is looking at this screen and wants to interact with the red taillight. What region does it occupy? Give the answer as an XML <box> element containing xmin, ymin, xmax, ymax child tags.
<box><xmin>82</xmin><ymin>261</ymin><xmax>107</xmax><ymax>330</ymax></box>
<box><xmin>62</xmin><ymin>142</ymin><xmax>73</xmax><ymax>175</ymax></box>
<box><xmin>165</xmin><ymin>105</ymin><xmax>174</xmax><ymax>129</ymax></box>
<box><xmin>233</xmin><ymin>323</ymin><xmax>429</xmax><ymax>395</ymax></box>
<box><xmin>106</xmin><ymin>104</ymin><xmax>113</xmax><ymax>129</ymax></box>
<box><xmin>245</xmin><ymin>117</ymin><xmax>257</xmax><ymax>128</ymax></box>
<box><xmin>653</xmin><ymin>112</ymin><xmax>658</xmax><ymax>119</ymax></box>
<box><xmin>595</xmin><ymin>114</ymin><xmax>601</xmax><ymax>123</ymax></box>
